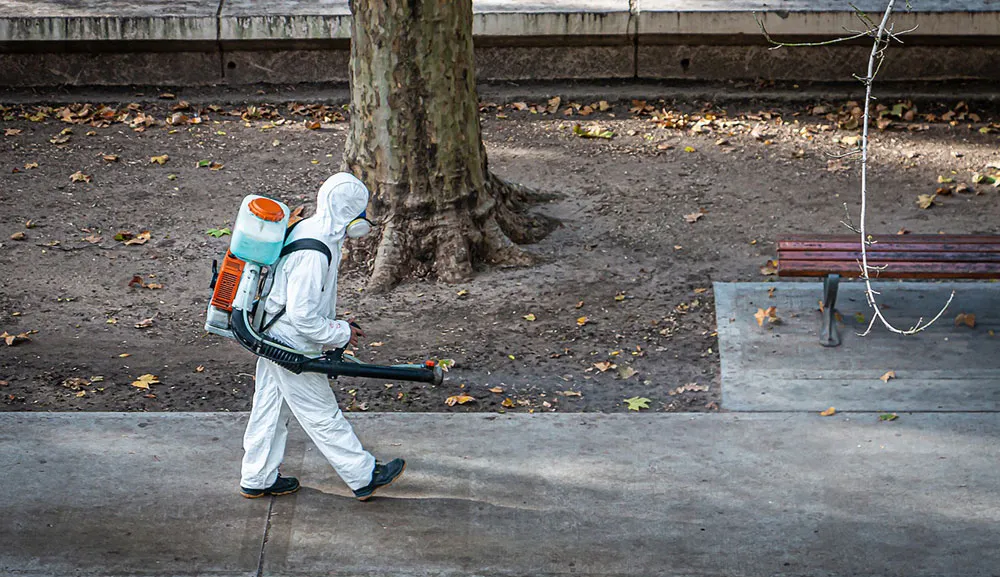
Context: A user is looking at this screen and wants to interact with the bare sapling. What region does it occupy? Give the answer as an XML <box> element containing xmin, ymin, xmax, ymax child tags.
<box><xmin>757</xmin><ymin>1</ymin><xmax>953</xmax><ymax>337</ymax></box>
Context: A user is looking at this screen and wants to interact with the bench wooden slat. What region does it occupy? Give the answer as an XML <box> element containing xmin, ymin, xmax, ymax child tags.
<box><xmin>777</xmin><ymin>250</ymin><xmax>1000</xmax><ymax>263</ymax></box>
<box><xmin>778</xmin><ymin>260</ymin><xmax>1000</xmax><ymax>279</ymax></box>
<box><xmin>779</xmin><ymin>240</ymin><xmax>1000</xmax><ymax>252</ymax></box>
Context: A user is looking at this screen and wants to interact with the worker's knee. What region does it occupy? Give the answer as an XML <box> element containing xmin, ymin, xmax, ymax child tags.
<box><xmin>297</xmin><ymin>408</ymin><xmax>347</xmax><ymax>432</ymax></box>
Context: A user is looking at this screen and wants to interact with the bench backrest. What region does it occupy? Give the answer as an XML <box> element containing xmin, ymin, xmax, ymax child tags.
<box><xmin>778</xmin><ymin>235</ymin><xmax>1000</xmax><ymax>279</ymax></box>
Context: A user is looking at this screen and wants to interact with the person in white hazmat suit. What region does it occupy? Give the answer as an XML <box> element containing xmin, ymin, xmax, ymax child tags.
<box><xmin>239</xmin><ymin>173</ymin><xmax>405</xmax><ymax>501</ymax></box>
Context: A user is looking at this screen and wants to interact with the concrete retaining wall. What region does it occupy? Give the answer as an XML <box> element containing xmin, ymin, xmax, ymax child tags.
<box><xmin>2</xmin><ymin>0</ymin><xmax>998</xmax><ymax>86</ymax></box>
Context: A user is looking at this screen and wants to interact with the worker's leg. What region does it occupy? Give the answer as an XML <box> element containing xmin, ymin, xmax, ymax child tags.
<box><xmin>240</xmin><ymin>358</ymin><xmax>293</xmax><ymax>489</ymax></box>
<box><xmin>273</xmin><ymin>365</ymin><xmax>375</xmax><ymax>491</ymax></box>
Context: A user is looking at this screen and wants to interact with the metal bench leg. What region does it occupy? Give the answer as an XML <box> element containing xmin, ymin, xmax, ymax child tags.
<box><xmin>820</xmin><ymin>274</ymin><xmax>841</xmax><ymax>347</ymax></box>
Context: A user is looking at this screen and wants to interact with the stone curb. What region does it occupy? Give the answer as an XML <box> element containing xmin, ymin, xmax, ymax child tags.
<box><xmin>2</xmin><ymin>0</ymin><xmax>999</xmax><ymax>86</ymax></box>
<box><xmin>3</xmin><ymin>1</ymin><xmax>999</xmax><ymax>44</ymax></box>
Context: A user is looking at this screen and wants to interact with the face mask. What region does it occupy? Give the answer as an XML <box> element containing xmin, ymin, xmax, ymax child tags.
<box><xmin>346</xmin><ymin>209</ymin><xmax>374</xmax><ymax>239</ymax></box>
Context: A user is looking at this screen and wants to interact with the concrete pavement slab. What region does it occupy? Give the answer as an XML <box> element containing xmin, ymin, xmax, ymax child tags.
<box><xmin>715</xmin><ymin>282</ymin><xmax>1000</xmax><ymax>412</ymax></box>
<box><xmin>2</xmin><ymin>412</ymin><xmax>999</xmax><ymax>576</ymax></box>
<box><xmin>265</xmin><ymin>412</ymin><xmax>1000</xmax><ymax>577</ymax></box>
<box><xmin>219</xmin><ymin>0</ymin><xmax>351</xmax><ymax>42</ymax></box>
<box><xmin>0</xmin><ymin>0</ymin><xmax>218</xmax><ymax>42</ymax></box>
<box><xmin>0</xmin><ymin>413</ymin><xmax>268</xmax><ymax>577</ymax></box>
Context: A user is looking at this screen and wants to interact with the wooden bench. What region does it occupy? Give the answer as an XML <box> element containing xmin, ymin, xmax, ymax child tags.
<box><xmin>777</xmin><ymin>234</ymin><xmax>1000</xmax><ymax>347</ymax></box>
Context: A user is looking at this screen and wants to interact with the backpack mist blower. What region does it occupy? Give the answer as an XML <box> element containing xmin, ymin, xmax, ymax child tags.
<box><xmin>204</xmin><ymin>195</ymin><xmax>443</xmax><ymax>385</ymax></box>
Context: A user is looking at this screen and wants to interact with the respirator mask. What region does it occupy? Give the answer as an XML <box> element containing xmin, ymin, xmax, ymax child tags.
<box><xmin>346</xmin><ymin>209</ymin><xmax>374</xmax><ymax>239</ymax></box>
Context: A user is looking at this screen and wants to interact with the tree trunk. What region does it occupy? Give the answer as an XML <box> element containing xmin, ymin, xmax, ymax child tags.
<box><xmin>344</xmin><ymin>0</ymin><xmax>554</xmax><ymax>292</ymax></box>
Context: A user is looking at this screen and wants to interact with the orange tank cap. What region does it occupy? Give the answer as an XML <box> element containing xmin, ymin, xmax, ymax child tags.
<box><xmin>248</xmin><ymin>197</ymin><xmax>285</xmax><ymax>222</ymax></box>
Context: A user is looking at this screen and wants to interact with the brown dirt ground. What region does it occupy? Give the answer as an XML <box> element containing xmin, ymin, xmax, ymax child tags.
<box><xmin>1</xmin><ymin>92</ymin><xmax>998</xmax><ymax>414</ymax></box>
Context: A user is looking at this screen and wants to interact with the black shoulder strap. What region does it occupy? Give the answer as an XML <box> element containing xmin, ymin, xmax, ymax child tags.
<box><xmin>281</xmin><ymin>220</ymin><xmax>332</xmax><ymax>265</ymax></box>
<box><xmin>280</xmin><ymin>239</ymin><xmax>332</xmax><ymax>266</ymax></box>
<box><xmin>261</xmin><ymin>226</ymin><xmax>333</xmax><ymax>333</ymax></box>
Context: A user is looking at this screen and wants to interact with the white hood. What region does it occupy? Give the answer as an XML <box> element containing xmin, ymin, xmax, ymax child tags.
<box><xmin>261</xmin><ymin>173</ymin><xmax>370</xmax><ymax>351</ymax></box>
<box><xmin>314</xmin><ymin>172</ymin><xmax>369</xmax><ymax>243</ymax></box>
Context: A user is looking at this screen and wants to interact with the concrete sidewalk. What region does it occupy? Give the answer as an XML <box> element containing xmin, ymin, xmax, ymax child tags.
<box><xmin>3</xmin><ymin>411</ymin><xmax>999</xmax><ymax>576</ymax></box>
<box><xmin>2</xmin><ymin>0</ymin><xmax>999</xmax><ymax>85</ymax></box>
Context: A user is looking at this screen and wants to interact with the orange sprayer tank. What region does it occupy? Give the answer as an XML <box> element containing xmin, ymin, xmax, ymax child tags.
<box><xmin>210</xmin><ymin>251</ymin><xmax>246</xmax><ymax>312</ymax></box>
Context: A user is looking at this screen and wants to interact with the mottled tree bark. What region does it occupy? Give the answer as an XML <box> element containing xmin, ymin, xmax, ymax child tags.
<box><xmin>344</xmin><ymin>0</ymin><xmax>554</xmax><ymax>292</ymax></box>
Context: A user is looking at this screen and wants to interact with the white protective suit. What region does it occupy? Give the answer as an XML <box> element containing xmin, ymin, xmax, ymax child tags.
<box><xmin>240</xmin><ymin>173</ymin><xmax>376</xmax><ymax>491</ymax></box>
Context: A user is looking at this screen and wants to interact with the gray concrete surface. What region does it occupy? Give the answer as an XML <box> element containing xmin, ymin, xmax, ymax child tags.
<box><xmin>0</xmin><ymin>413</ymin><xmax>269</xmax><ymax>577</ymax></box>
<box><xmin>3</xmin><ymin>411</ymin><xmax>1000</xmax><ymax>576</ymax></box>
<box><xmin>715</xmin><ymin>282</ymin><xmax>1000</xmax><ymax>412</ymax></box>
<box><xmin>3</xmin><ymin>0</ymin><xmax>1000</xmax><ymax>85</ymax></box>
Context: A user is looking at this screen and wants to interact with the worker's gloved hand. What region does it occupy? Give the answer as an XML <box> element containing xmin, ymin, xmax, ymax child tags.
<box><xmin>348</xmin><ymin>319</ymin><xmax>365</xmax><ymax>348</ymax></box>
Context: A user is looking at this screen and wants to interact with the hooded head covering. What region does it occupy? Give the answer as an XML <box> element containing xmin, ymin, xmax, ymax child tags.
<box><xmin>314</xmin><ymin>173</ymin><xmax>370</xmax><ymax>242</ymax></box>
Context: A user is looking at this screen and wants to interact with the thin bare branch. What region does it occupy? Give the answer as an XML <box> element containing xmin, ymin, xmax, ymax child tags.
<box><xmin>754</xmin><ymin>12</ymin><xmax>870</xmax><ymax>48</ymax></box>
<box><xmin>854</xmin><ymin>0</ymin><xmax>953</xmax><ymax>337</ymax></box>
<box><xmin>828</xmin><ymin>148</ymin><xmax>863</xmax><ymax>159</ymax></box>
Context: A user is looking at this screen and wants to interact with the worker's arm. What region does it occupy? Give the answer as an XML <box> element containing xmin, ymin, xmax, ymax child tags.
<box><xmin>282</xmin><ymin>251</ymin><xmax>352</xmax><ymax>348</ymax></box>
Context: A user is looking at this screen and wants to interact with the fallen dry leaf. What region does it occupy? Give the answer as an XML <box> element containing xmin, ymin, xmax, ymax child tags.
<box><xmin>131</xmin><ymin>373</ymin><xmax>160</xmax><ymax>389</ymax></box>
<box><xmin>288</xmin><ymin>205</ymin><xmax>305</xmax><ymax>226</ymax></box>
<box><xmin>684</xmin><ymin>212</ymin><xmax>704</xmax><ymax>224</ymax></box>
<box><xmin>955</xmin><ymin>313</ymin><xmax>976</xmax><ymax>328</ymax></box>
<box><xmin>62</xmin><ymin>377</ymin><xmax>91</xmax><ymax>390</ymax></box>
<box><xmin>879</xmin><ymin>370</ymin><xmax>896</xmax><ymax>383</ymax></box>
<box><xmin>576</xmin><ymin>316</ymin><xmax>589</xmax><ymax>326</ymax></box>
<box><xmin>488</xmin><ymin>386</ymin><xmax>504</xmax><ymax>394</ymax></box>
<box><xmin>134</xmin><ymin>317</ymin><xmax>155</xmax><ymax>329</ymax></box>
<box><xmin>196</xmin><ymin>365</ymin><xmax>205</xmax><ymax>373</ymax></box>
<box><xmin>523</xmin><ymin>313</ymin><xmax>536</xmax><ymax>321</ymax></box>
<box><xmin>24</xmin><ymin>162</ymin><xmax>38</xmax><ymax>170</ymax></box>
<box><xmin>4</xmin><ymin>128</ymin><xmax>22</xmax><ymax>136</ymax></box>
<box><xmin>124</xmin><ymin>231</ymin><xmax>151</xmax><ymax>246</ymax></box>
<box><xmin>501</xmin><ymin>397</ymin><xmax>515</xmax><ymax>408</ymax></box>
<box><xmin>916</xmin><ymin>193</ymin><xmax>937</xmax><ymax>209</ymax></box>
<box><xmin>760</xmin><ymin>260</ymin><xmax>778</xmax><ymax>276</ymax></box>
<box><xmin>444</xmin><ymin>393</ymin><xmax>476</xmax><ymax>407</ymax></box>
<box><xmin>820</xmin><ymin>407</ymin><xmax>836</xmax><ymax>417</ymax></box>
<box><xmin>103</xmin><ymin>154</ymin><xmax>119</xmax><ymax>162</ymax></box>
<box><xmin>594</xmin><ymin>361</ymin><xmax>614</xmax><ymax>372</ymax></box>
<box><xmin>669</xmin><ymin>383</ymin><xmax>709</xmax><ymax>395</ymax></box>
<box><xmin>70</xmin><ymin>171</ymin><xmax>92</xmax><ymax>183</ymax></box>
<box><xmin>618</xmin><ymin>366</ymin><xmax>638</xmax><ymax>379</ymax></box>
<box><xmin>10</xmin><ymin>231</ymin><xmax>26</xmax><ymax>241</ymax></box>
<box><xmin>2</xmin><ymin>331</ymin><xmax>33</xmax><ymax>346</ymax></box>
<box><xmin>755</xmin><ymin>306</ymin><xmax>781</xmax><ymax>327</ymax></box>
<box><xmin>149</xmin><ymin>154</ymin><xmax>169</xmax><ymax>165</ymax></box>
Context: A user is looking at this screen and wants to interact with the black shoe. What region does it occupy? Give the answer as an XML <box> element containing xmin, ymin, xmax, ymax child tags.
<box><xmin>240</xmin><ymin>474</ymin><xmax>300</xmax><ymax>499</ymax></box>
<box><xmin>353</xmin><ymin>458</ymin><xmax>406</xmax><ymax>501</ymax></box>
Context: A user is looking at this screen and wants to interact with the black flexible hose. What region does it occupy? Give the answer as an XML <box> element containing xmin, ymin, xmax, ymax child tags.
<box><xmin>230</xmin><ymin>309</ymin><xmax>442</xmax><ymax>384</ymax></box>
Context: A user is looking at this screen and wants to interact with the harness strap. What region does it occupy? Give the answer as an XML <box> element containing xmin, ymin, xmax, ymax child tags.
<box><xmin>261</xmin><ymin>223</ymin><xmax>334</xmax><ymax>332</ymax></box>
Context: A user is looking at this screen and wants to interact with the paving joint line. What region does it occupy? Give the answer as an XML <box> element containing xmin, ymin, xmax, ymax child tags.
<box><xmin>255</xmin><ymin>496</ymin><xmax>275</xmax><ymax>577</ymax></box>
<box><xmin>629</xmin><ymin>0</ymin><xmax>639</xmax><ymax>79</ymax></box>
<box><xmin>216</xmin><ymin>0</ymin><xmax>226</xmax><ymax>83</ymax></box>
